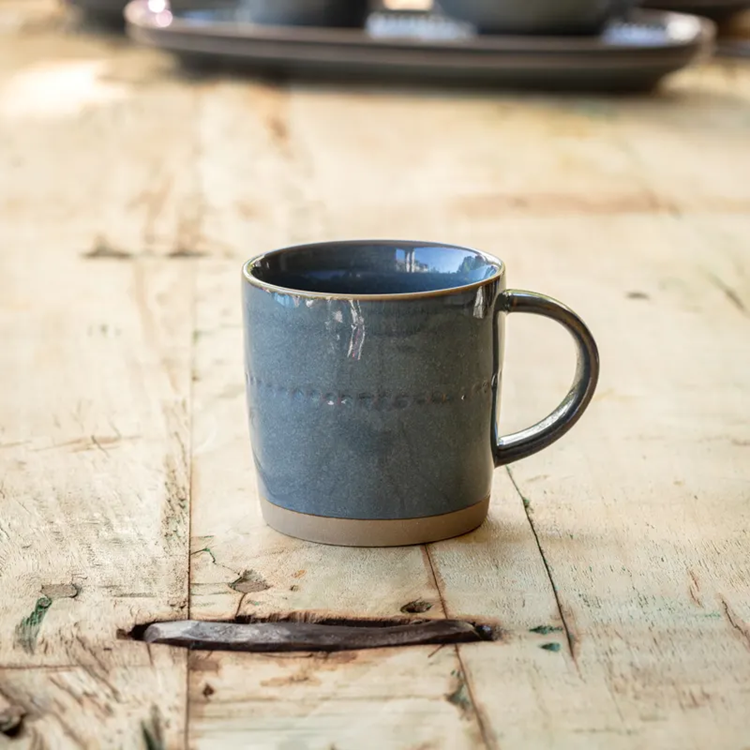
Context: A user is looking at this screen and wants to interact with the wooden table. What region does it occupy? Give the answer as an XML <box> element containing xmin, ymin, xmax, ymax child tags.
<box><xmin>1</xmin><ymin>2</ymin><xmax>749</xmax><ymax>747</ymax></box>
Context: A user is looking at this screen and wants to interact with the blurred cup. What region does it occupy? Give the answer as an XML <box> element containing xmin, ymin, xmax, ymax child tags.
<box><xmin>437</xmin><ymin>0</ymin><xmax>638</xmax><ymax>35</ymax></box>
<box><xmin>241</xmin><ymin>0</ymin><xmax>371</xmax><ymax>27</ymax></box>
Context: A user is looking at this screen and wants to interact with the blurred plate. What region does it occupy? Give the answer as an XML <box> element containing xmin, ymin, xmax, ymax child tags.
<box><xmin>125</xmin><ymin>2</ymin><xmax>714</xmax><ymax>91</ymax></box>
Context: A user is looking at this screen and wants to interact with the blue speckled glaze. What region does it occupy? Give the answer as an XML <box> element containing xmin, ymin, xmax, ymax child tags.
<box><xmin>242</xmin><ymin>240</ymin><xmax>505</xmax><ymax>521</ymax></box>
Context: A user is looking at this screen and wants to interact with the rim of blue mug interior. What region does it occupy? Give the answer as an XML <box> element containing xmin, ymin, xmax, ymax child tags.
<box><xmin>242</xmin><ymin>239</ymin><xmax>505</xmax><ymax>301</ymax></box>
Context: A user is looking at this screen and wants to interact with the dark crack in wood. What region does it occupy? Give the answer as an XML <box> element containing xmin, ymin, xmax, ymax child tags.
<box><xmin>141</xmin><ymin>619</ymin><xmax>487</xmax><ymax>653</ymax></box>
<box><xmin>423</xmin><ymin>547</ymin><xmax>495</xmax><ymax>749</ymax></box>
<box><xmin>82</xmin><ymin>236</ymin><xmax>133</xmax><ymax>261</ymax></box>
<box><xmin>704</xmin><ymin>271</ymin><xmax>748</xmax><ymax>316</ymax></box>
<box><xmin>719</xmin><ymin>595</ymin><xmax>750</xmax><ymax>651</ymax></box>
<box><xmin>507</xmin><ymin>466</ymin><xmax>578</xmax><ymax>667</ymax></box>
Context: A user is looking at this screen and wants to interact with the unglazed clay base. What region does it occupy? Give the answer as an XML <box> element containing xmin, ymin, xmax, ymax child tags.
<box><xmin>260</xmin><ymin>496</ymin><xmax>490</xmax><ymax>547</ymax></box>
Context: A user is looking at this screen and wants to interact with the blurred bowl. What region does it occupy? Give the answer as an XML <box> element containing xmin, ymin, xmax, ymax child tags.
<box><xmin>242</xmin><ymin>0</ymin><xmax>371</xmax><ymax>27</ymax></box>
<box><xmin>69</xmin><ymin>0</ymin><xmax>371</xmax><ymax>27</ymax></box>
<box><xmin>437</xmin><ymin>0</ymin><xmax>639</xmax><ymax>34</ymax></box>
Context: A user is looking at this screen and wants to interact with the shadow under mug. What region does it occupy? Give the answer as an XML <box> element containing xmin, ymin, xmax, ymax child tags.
<box><xmin>242</xmin><ymin>240</ymin><xmax>599</xmax><ymax>547</ymax></box>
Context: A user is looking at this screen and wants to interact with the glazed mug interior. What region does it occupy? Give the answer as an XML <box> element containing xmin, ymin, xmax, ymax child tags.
<box><xmin>246</xmin><ymin>241</ymin><xmax>502</xmax><ymax>296</ymax></box>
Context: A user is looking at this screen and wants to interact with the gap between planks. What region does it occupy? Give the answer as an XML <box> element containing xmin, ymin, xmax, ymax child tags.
<box><xmin>424</xmin><ymin>544</ymin><xmax>496</xmax><ymax>750</ymax></box>
<box><xmin>506</xmin><ymin>465</ymin><xmax>579</xmax><ymax>669</ymax></box>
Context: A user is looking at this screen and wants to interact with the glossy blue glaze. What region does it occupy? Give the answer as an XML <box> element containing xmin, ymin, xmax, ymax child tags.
<box><xmin>243</xmin><ymin>241</ymin><xmax>504</xmax><ymax>521</ymax></box>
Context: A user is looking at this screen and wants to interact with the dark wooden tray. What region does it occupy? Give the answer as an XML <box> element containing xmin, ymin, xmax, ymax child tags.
<box><xmin>125</xmin><ymin>2</ymin><xmax>714</xmax><ymax>91</ymax></box>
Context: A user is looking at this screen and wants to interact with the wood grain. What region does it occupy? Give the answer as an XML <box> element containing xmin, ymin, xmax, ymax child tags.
<box><xmin>189</xmin><ymin>646</ymin><xmax>487</xmax><ymax>750</ymax></box>
<box><xmin>0</xmin><ymin>2</ymin><xmax>195</xmax><ymax>745</ymax></box>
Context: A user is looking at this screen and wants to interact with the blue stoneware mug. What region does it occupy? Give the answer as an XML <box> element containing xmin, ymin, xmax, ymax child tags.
<box><xmin>242</xmin><ymin>240</ymin><xmax>599</xmax><ymax>547</ymax></box>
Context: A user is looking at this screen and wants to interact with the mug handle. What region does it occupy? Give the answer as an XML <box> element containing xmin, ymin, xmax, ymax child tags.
<box><xmin>492</xmin><ymin>289</ymin><xmax>600</xmax><ymax>467</ymax></box>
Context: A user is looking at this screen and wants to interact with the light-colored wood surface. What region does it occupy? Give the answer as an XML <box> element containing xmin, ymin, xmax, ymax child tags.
<box><xmin>1</xmin><ymin>1</ymin><xmax>749</xmax><ymax>747</ymax></box>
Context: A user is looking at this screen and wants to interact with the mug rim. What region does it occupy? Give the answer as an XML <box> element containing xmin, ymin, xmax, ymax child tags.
<box><xmin>242</xmin><ymin>239</ymin><xmax>505</xmax><ymax>301</ymax></box>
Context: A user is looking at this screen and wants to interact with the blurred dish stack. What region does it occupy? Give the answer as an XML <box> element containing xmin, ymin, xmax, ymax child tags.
<box><xmin>68</xmin><ymin>0</ymin><xmax>718</xmax><ymax>89</ymax></box>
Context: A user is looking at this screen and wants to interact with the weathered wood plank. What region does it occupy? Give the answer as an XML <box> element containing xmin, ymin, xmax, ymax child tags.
<box><xmin>0</xmin><ymin>2</ymin><xmax>197</xmax><ymax>744</ymax></box>
<box><xmin>0</xmin><ymin>4</ymin><xmax>205</xmax><ymax>260</ymax></box>
<box><xmin>0</xmin><ymin>658</ymin><xmax>186</xmax><ymax>749</ymax></box>
<box><xmin>0</xmin><ymin>254</ymin><xmax>193</xmax><ymax>660</ymax></box>
<box><xmin>194</xmin><ymin>78</ymin><xmax>318</xmax><ymax>259</ymax></box>
<box><xmin>189</xmin><ymin>646</ymin><xmax>487</xmax><ymax>750</ymax></box>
